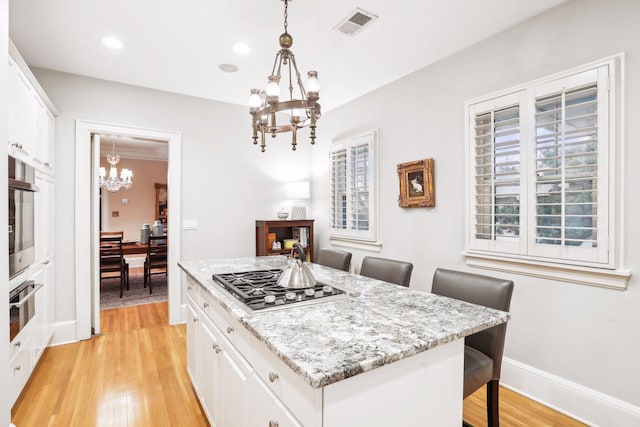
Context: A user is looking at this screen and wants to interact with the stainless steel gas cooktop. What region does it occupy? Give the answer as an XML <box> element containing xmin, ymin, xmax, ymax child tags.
<box><xmin>212</xmin><ymin>269</ymin><xmax>357</xmax><ymax>312</ymax></box>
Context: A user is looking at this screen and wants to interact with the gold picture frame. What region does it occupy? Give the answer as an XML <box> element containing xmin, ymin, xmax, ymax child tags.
<box><xmin>155</xmin><ymin>183</ymin><xmax>168</xmax><ymax>225</ymax></box>
<box><xmin>397</xmin><ymin>158</ymin><xmax>435</xmax><ymax>208</ymax></box>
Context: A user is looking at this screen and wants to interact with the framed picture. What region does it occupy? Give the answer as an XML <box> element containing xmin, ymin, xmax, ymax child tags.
<box><xmin>155</xmin><ymin>183</ymin><xmax>168</xmax><ymax>225</ymax></box>
<box><xmin>397</xmin><ymin>158</ymin><xmax>435</xmax><ymax>208</ymax></box>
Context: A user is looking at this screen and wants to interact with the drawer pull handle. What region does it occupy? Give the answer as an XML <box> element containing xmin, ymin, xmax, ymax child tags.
<box><xmin>203</xmin><ymin>302</ymin><xmax>209</xmax><ymax>309</ymax></box>
<box><xmin>212</xmin><ymin>343</ymin><xmax>222</xmax><ymax>354</ymax></box>
<box><xmin>43</xmin><ymin>162</ymin><xmax>50</xmax><ymax>167</ymax></box>
<box><xmin>193</xmin><ymin>317</ymin><xmax>199</xmax><ymax>323</ymax></box>
<box><xmin>12</xmin><ymin>142</ymin><xmax>23</xmax><ymax>149</ymax></box>
<box><xmin>268</xmin><ymin>372</ymin><xmax>279</xmax><ymax>383</ymax></box>
<box><xmin>14</xmin><ymin>365</ymin><xmax>21</xmax><ymax>372</ymax></box>
<box><xmin>226</xmin><ymin>326</ymin><xmax>234</xmax><ymax>334</ymax></box>
<box><xmin>14</xmin><ymin>341</ymin><xmax>21</xmax><ymax>348</ymax></box>
<box><xmin>269</xmin><ymin>420</ymin><xmax>279</xmax><ymax>427</ymax></box>
<box><xmin>188</xmin><ymin>286</ymin><xmax>193</xmax><ymax>291</ymax></box>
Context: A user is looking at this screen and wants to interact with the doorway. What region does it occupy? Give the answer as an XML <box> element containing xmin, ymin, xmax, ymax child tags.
<box><xmin>75</xmin><ymin>120</ymin><xmax>182</xmax><ymax>338</ymax></box>
<box><xmin>97</xmin><ymin>135</ymin><xmax>169</xmax><ymax>311</ymax></box>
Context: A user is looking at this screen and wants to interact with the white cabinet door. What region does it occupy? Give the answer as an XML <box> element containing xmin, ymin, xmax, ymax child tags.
<box><xmin>218</xmin><ymin>335</ymin><xmax>252</xmax><ymax>427</ymax></box>
<box><xmin>45</xmin><ymin>112</ymin><xmax>55</xmax><ymax>171</ymax></box>
<box><xmin>200</xmin><ymin>321</ymin><xmax>222</xmax><ymax>427</ymax></box>
<box><xmin>45</xmin><ymin>260</ymin><xmax>55</xmax><ymax>341</ymax></box>
<box><xmin>186</xmin><ymin>303</ymin><xmax>200</xmax><ymax>392</ymax></box>
<box><xmin>15</xmin><ymin>65</ymin><xmax>35</xmax><ymax>157</ymax></box>
<box><xmin>8</xmin><ymin>57</ymin><xmax>19</xmax><ymax>150</ymax></box>
<box><xmin>249</xmin><ymin>372</ymin><xmax>303</xmax><ymax>427</ymax></box>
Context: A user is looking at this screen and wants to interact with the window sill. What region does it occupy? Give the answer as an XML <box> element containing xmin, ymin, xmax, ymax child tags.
<box><xmin>329</xmin><ymin>236</ymin><xmax>382</xmax><ymax>252</ymax></box>
<box><xmin>463</xmin><ymin>252</ymin><xmax>631</xmax><ymax>290</ymax></box>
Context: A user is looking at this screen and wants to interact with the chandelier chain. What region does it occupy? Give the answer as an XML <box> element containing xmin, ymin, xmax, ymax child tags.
<box><xmin>283</xmin><ymin>0</ymin><xmax>288</xmax><ymax>33</ymax></box>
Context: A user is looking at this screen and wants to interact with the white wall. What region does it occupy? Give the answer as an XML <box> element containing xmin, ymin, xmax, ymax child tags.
<box><xmin>28</xmin><ymin>68</ymin><xmax>313</xmax><ymax>324</ymax></box>
<box><xmin>312</xmin><ymin>0</ymin><xmax>640</xmax><ymax>422</ymax></box>
<box><xmin>1</xmin><ymin>1</ymin><xmax>11</xmax><ymax>425</ymax></box>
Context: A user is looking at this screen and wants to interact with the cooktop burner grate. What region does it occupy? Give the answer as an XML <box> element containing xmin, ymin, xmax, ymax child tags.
<box><xmin>212</xmin><ymin>269</ymin><xmax>345</xmax><ymax>311</ymax></box>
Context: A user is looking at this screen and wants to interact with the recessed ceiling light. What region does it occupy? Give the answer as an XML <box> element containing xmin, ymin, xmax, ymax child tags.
<box><xmin>232</xmin><ymin>42</ymin><xmax>251</xmax><ymax>55</ymax></box>
<box><xmin>219</xmin><ymin>63</ymin><xmax>239</xmax><ymax>73</ymax></box>
<box><xmin>102</xmin><ymin>36</ymin><xmax>124</xmax><ymax>49</ymax></box>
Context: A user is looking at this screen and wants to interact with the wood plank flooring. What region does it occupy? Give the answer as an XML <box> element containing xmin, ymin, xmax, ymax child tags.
<box><xmin>11</xmin><ymin>302</ymin><xmax>208</xmax><ymax>427</ymax></box>
<box><xmin>12</xmin><ymin>301</ymin><xmax>586</xmax><ymax>426</ymax></box>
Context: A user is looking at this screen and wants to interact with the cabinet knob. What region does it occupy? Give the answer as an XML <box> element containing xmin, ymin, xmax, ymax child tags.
<box><xmin>43</xmin><ymin>162</ymin><xmax>50</xmax><ymax>167</ymax></box>
<box><xmin>11</xmin><ymin>142</ymin><xmax>23</xmax><ymax>149</ymax></box>
<box><xmin>203</xmin><ymin>302</ymin><xmax>209</xmax><ymax>309</ymax></box>
<box><xmin>212</xmin><ymin>343</ymin><xmax>222</xmax><ymax>354</ymax></box>
<box><xmin>193</xmin><ymin>317</ymin><xmax>199</xmax><ymax>323</ymax></box>
<box><xmin>14</xmin><ymin>365</ymin><xmax>21</xmax><ymax>373</ymax></box>
<box><xmin>14</xmin><ymin>341</ymin><xmax>21</xmax><ymax>348</ymax></box>
<box><xmin>269</xmin><ymin>420</ymin><xmax>279</xmax><ymax>427</ymax></box>
<box><xmin>268</xmin><ymin>372</ymin><xmax>279</xmax><ymax>383</ymax></box>
<box><xmin>226</xmin><ymin>326</ymin><xmax>234</xmax><ymax>334</ymax></box>
<box><xmin>187</xmin><ymin>286</ymin><xmax>193</xmax><ymax>291</ymax></box>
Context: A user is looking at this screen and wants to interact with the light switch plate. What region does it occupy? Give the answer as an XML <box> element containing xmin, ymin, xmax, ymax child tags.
<box><xmin>122</xmin><ymin>198</ymin><xmax>128</xmax><ymax>205</ymax></box>
<box><xmin>183</xmin><ymin>219</ymin><xmax>198</xmax><ymax>230</ymax></box>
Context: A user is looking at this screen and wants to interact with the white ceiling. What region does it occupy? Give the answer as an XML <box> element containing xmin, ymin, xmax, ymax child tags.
<box><xmin>9</xmin><ymin>0</ymin><xmax>565</xmax><ymax>113</ymax></box>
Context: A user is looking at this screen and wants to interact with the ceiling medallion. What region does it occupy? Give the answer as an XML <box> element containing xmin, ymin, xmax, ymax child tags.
<box><xmin>249</xmin><ymin>0</ymin><xmax>321</xmax><ymax>152</ymax></box>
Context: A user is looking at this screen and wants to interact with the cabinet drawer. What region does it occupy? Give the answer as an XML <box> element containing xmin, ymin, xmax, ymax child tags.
<box><xmin>247</xmin><ymin>335</ymin><xmax>322</xmax><ymax>427</ymax></box>
<box><xmin>186</xmin><ymin>278</ymin><xmax>200</xmax><ymax>305</ymax></box>
<box><xmin>200</xmin><ymin>288</ymin><xmax>241</xmax><ymax>345</ymax></box>
<box><xmin>10</xmin><ymin>345</ymin><xmax>32</xmax><ymax>406</ymax></box>
<box><xmin>10</xmin><ymin>330</ymin><xmax>32</xmax><ymax>362</ymax></box>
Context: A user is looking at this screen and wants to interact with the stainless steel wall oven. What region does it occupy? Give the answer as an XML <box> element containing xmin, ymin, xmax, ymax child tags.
<box><xmin>9</xmin><ymin>155</ymin><xmax>38</xmax><ymax>278</ymax></box>
<box><xmin>9</xmin><ymin>280</ymin><xmax>41</xmax><ymax>342</ymax></box>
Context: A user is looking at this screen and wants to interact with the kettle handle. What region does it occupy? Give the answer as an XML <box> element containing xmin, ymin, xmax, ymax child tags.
<box><xmin>293</xmin><ymin>243</ymin><xmax>307</xmax><ymax>262</ymax></box>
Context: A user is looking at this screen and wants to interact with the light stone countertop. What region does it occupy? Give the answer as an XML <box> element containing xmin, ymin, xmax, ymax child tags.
<box><xmin>179</xmin><ymin>257</ymin><xmax>510</xmax><ymax>388</ymax></box>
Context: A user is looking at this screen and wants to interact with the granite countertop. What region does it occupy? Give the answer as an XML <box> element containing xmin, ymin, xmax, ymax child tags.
<box><xmin>179</xmin><ymin>257</ymin><xmax>510</xmax><ymax>388</ymax></box>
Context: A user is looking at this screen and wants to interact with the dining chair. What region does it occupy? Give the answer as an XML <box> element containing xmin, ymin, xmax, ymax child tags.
<box><xmin>431</xmin><ymin>268</ymin><xmax>514</xmax><ymax>427</ymax></box>
<box><xmin>144</xmin><ymin>235</ymin><xmax>168</xmax><ymax>294</ymax></box>
<box><xmin>316</xmin><ymin>248</ymin><xmax>352</xmax><ymax>272</ymax></box>
<box><xmin>359</xmin><ymin>256</ymin><xmax>413</xmax><ymax>287</ymax></box>
<box><xmin>99</xmin><ymin>235</ymin><xmax>129</xmax><ymax>298</ymax></box>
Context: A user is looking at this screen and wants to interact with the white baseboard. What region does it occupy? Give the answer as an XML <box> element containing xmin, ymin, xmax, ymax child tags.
<box><xmin>502</xmin><ymin>357</ymin><xmax>640</xmax><ymax>427</ymax></box>
<box><xmin>50</xmin><ymin>320</ymin><xmax>79</xmax><ymax>346</ymax></box>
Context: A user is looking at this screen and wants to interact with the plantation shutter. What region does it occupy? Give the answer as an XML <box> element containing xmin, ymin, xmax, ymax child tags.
<box><xmin>528</xmin><ymin>67</ymin><xmax>609</xmax><ymax>263</ymax></box>
<box><xmin>350</xmin><ymin>143</ymin><xmax>370</xmax><ymax>232</ymax></box>
<box><xmin>330</xmin><ymin>148</ymin><xmax>347</xmax><ymax>230</ymax></box>
<box><xmin>330</xmin><ymin>130</ymin><xmax>377</xmax><ymax>242</ymax></box>
<box><xmin>469</xmin><ymin>91</ymin><xmax>526</xmax><ymax>254</ymax></box>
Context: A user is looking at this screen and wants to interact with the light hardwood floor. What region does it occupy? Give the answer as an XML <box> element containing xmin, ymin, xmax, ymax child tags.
<box><xmin>12</xmin><ymin>302</ymin><xmax>585</xmax><ymax>426</ymax></box>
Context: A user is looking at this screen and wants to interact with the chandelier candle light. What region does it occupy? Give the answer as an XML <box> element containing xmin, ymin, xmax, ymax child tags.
<box><xmin>99</xmin><ymin>142</ymin><xmax>133</xmax><ymax>192</ymax></box>
<box><xmin>249</xmin><ymin>0</ymin><xmax>321</xmax><ymax>152</ymax></box>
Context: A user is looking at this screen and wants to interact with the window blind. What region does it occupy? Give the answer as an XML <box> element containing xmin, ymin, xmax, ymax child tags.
<box><xmin>330</xmin><ymin>149</ymin><xmax>347</xmax><ymax>230</ymax></box>
<box><xmin>350</xmin><ymin>144</ymin><xmax>370</xmax><ymax>231</ymax></box>
<box><xmin>534</xmin><ymin>84</ymin><xmax>598</xmax><ymax>248</ymax></box>
<box><xmin>473</xmin><ymin>104</ymin><xmax>521</xmax><ymax>242</ymax></box>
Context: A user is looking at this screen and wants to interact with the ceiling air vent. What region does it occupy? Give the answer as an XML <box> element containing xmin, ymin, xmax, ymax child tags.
<box><xmin>334</xmin><ymin>8</ymin><xmax>378</xmax><ymax>37</ymax></box>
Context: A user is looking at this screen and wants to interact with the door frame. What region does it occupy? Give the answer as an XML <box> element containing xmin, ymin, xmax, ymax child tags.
<box><xmin>75</xmin><ymin>120</ymin><xmax>182</xmax><ymax>338</ymax></box>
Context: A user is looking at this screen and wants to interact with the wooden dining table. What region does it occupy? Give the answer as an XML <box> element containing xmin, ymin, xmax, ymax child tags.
<box><xmin>122</xmin><ymin>241</ymin><xmax>148</xmax><ymax>256</ymax></box>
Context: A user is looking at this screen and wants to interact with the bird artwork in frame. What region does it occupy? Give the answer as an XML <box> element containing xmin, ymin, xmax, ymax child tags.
<box><xmin>397</xmin><ymin>158</ymin><xmax>435</xmax><ymax>208</ymax></box>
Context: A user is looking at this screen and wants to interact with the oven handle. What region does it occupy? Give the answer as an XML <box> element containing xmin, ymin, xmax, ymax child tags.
<box><xmin>9</xmin><ymin>283</ymin><xmax>44</xmax><ymax>309</ymax></box>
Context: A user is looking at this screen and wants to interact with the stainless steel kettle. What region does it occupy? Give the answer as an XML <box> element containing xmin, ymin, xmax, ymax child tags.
<box><xmin>277</xmin><ymin>243</ymin><xmax>317</xmax><ymax>289</ymax></box>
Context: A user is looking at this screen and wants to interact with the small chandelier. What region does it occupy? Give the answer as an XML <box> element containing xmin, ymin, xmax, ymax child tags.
<box><xmin>99</xmin><ymin>142</ymin><xmax>133</xmax><ymax>192</ymax></box>
<box><xmin>249</xmin><ymin>0</ymin><xmax>321</xmax><ymax>152</ymax></box>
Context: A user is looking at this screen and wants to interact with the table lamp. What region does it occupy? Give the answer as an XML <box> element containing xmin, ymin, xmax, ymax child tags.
<box><xmin>286</xmin><ymin>181</ymin><xmax>310</xmax><ymax>220</ymax></box>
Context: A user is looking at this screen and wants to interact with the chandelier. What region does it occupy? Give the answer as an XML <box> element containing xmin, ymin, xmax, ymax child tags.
<box><xmin>249</xmin><ymin>0</ymin><xmax>321</xmax><ymax>152</ymax></box>
<box><xmin>99</xmin><ymin>142</ymin><xmax>133</xmax><ymax>192</ymax></box>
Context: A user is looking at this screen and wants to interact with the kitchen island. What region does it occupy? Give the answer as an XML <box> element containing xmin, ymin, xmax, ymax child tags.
<box><xmin>179</xmin><ymin>257</ymin><xmax>509</xmax><ymax>427</ymax></box>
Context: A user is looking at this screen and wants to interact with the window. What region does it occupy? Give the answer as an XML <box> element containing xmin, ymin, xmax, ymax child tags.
<box><xmin>329</xmin><ymin>130</ymin><xmax>379</xmax><ymax>247</ymax></box>
<box><xmin>466</xmin><ymin>57</ymin><xmax>628</xmax><ymax>288</ymax></box>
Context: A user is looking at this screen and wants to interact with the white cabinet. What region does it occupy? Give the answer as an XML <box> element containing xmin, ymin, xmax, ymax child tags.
<box><xmin>8</xmin><ymin>42</ymin><xmax>56</xmax><ymax>172</ymax></box>
<box><xmin>8</xmin><ymin>56</ymin><xmax>35</xmax><ymax>158</ymax></box>
<box><xmin>249</xmin><ymin>372</ymin><xmax>303</xmax><ymax>427</ymax></box>
<box><xmin>34</xmin><ymin>172</ymin><xmax>54</xmax><ymax>263</ymax></box>
<box><xmin>186</xmin><ymin>280</ymin><xmax>306</xmax><ymax>427</ymax></box>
